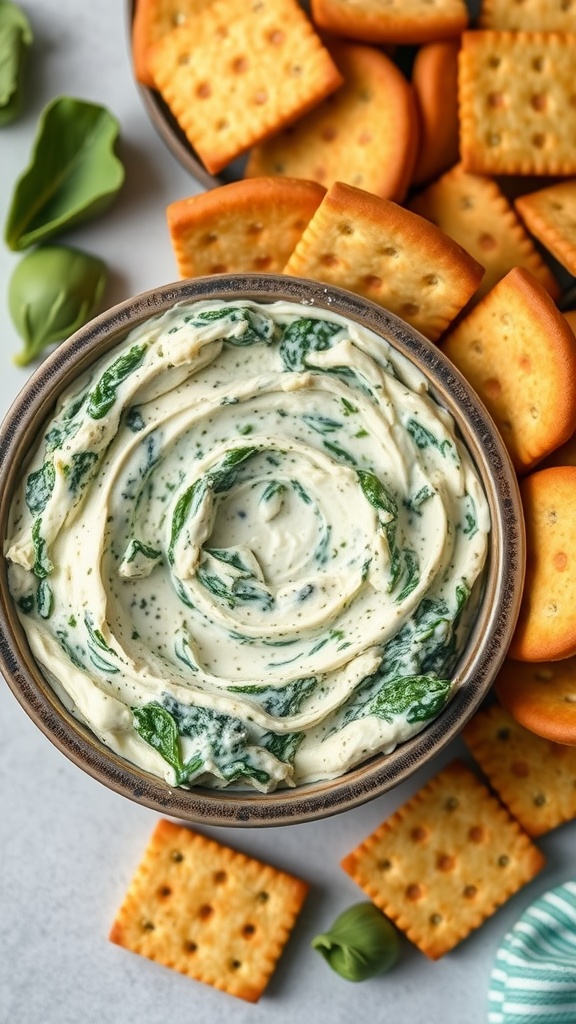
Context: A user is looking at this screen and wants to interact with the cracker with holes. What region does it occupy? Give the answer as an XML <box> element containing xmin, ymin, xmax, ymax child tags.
<box><xmin>283</xmin><ymin>182</ymin><xmax>484</xmax><ymax>342</ymax></box>
<box><xmin>496</xmin><ymin>658</ymin><xmax>576</xmax><ymax>746</ymax></box>
<box><xmin>509</xmin><ymin>467</ymin><xmax>576</xmax><ymax>662</ymax></box>
<box><xmin>167</xmin><ymin>177</ymin><xmax>326</xmax><ymax>277</ymax></box>
<box><xmin>515</xmin><ymin>180</ymin><xmax>576</xmax><ymax>278</ymax></box>
<box><xmin>132</xmin><ymin>0</ymin><xmax>215</xmax><ymax>87</ymax></box>
<box><xmin>109</xmin><ymin>819</ymin><xmax>309</xmax><ymax>1002</ymax></box>
<box><xmin>479</xmin><ymin>0</ymin><xmax>576</xmax><ymax>31</ymax></box>
<box><xmin>310</xmin><ymin>0</ymin><xmax>468</xmax><ymax>44</ymax></box>
<box><xmin>459</xmin><ymin>31</ymin><xmax>576</xmax><ymax>176</ymax></box>
<box><xmin>442</xmin><ymin>268</ymin><xmax>576</xmax><ymax>472</ymax></box>
<box><xmin>147</xmin><ymin>0</ymin><xmax>343</xmax><ymax>175</ymax></box>
<box><xmin>409</xmin><ymin>165</ymin><xmax>559</xmax><ymax>301</ymax></box>
<box><xmin>245</xmin><ymin>42</ymin><xmax>418</xmax><ymax>202</ymax></box>
<box><xmin>411</xmin><ymin>41</ymin><xmax>460</xmax><ymax>186</ymax></box>
<box><xmin>463</xmin><ymin>703</ymin><xmax>576</xmax><ymax>834</ymax></box>
<box><xmin>341</xmin><ymin>760</ymin><xmax>545</xmax><ymax>960</ymax></box>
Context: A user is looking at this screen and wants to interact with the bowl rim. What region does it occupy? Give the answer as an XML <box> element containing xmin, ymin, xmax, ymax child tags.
<box><xmin>0</xmin><ymin>273</ymin><xmax>525</xmax><ymax>826</ymax></box>
<box><xmin>127</xmin><ymin>0</ymin><xmax>224</xmax><ymax>190</ymax></box>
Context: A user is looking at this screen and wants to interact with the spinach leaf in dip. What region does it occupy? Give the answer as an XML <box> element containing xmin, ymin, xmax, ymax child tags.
<box><xmin>5</xmin><ymin>299</ymin><xmax>490</xmax><ymax>792</ymax></box>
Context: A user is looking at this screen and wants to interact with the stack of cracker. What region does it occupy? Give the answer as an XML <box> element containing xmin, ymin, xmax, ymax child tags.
<box><xmin>138</xmin><ymin>0</ymin><xmax>576</xmax><ymax>732</ymax></box>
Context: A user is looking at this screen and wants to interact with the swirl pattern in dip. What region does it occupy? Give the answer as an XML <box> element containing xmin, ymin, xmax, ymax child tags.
<box><xmin>5</xmin><ymin>300</ymin><xmax>490</xmax><ymax>791</ymax></box>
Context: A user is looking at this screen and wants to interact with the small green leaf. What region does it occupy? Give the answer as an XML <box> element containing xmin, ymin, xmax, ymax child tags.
<box><xmin>357</xmin><ymin>469</ymin><xmax>398</xmax><ymax>523</ymax></box>
<box><xmin>312</xmin><ymin>903</ymin><xmax>400</xmax><ymax>982</ymax></box>
<box><xmin>5</xmin><ymin>96</ymin><xmax>124</xmax><ymax>251</ymax></box>
<box><xmin>323</xmin><ymin>439</ymin><xmax>357</xmax><ymax>466</ymax></box>
<box><xmin>279</xmin><ymin>317</ymin><xmax>341</xmax><ymax>371</ymax></box>
<box><xmin>36</xmin><ymin>578</ymin><xmax>53</xmax><ymax>619</ymax></box>
<box><xmin>0</xmin><ymin>2</ymin><xmax>32</xmax><ymax>126</ymax></box>
<box><xmin>86</xmin><ymin>343</ymin><xmax>147</xmax><ymax>419</ymax></box>
<box><xmin>302</xmin><ymin>414</ymin><xmax>342</xmax><ymax>434</ymax></box>
<box><xmin>369</xmin><ymin>675</ymin><xmax>451</xmax><ymax>724</ymax></box>
<box><xmin>9</xmin><ymin>245</ymin><xmax>107</xmax><ymax>365</ymax></box>
<box><xmin>25</xmin><ymin>461</ymin><xmax>55</xmax><ymax>516</ymax></box>
<box><xmin>133</xmin><ymin>703</ymin><xmax>183</xmax><ymax>774</ymax></box>
<box><xmin>63</xmin><ymin>451</ymin><xmax>99</xmax><ymax>493</ymax></box>
<box><xmin>132</xmin><ymin>702</ymin><xmax>202</xmax><ymax>785</ymax></box>
<box><xmin>31</xmin><ymin>517</ymin><xmax>52</xmax><ymax>579</ymax></box>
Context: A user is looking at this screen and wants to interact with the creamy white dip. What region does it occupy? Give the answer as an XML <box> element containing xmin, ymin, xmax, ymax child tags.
<box><xmin>5</xmin><ymin>300</ymin><xmax>490</xmax><ymax>792</ymax></box>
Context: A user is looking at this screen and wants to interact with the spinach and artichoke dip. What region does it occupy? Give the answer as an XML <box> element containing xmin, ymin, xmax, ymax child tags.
<box><xmin>5</xmin><ymin>299</ymin><xmax>490</xmax><ymax>792</ymax></box>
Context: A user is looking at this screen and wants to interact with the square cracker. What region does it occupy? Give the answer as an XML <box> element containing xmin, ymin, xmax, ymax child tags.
<box><xmin>341</xmin><ymin>760</ymin><xmax>545</xmax><ymax>960</ymax></box>
<box><xmin>463</xmin><ymin>703</ymin><xmax>576</xmax><ymax>838</ymax></box>
<box><xmin>442</xmin><ymin>268</ymin><xmax>576</xmax><ymax>472</ymax></box>
<box><xmin>409</xmin><ymin>163</ymin><xmax>559</xmax><ymax>302</ymax></box>
<box><xmin>167</xmin><ymin>177</ymin><xmax>326</xmax><ymax>277</ymax></box>
<box><xmin>109</xmin><ymin>819</ymin><xmax>309</xmax><ymax>1002</ymax></box>
<box><xmin>515</xmin><ymin>181</ymin><xmax>576</xmax><ymax>278</ymax></box>
<box><xmin>283</xmin><ymin>181</ymin><xmax>484</xmax><ymax>342</ymax></box>
<box><xmin>132</xmin><ymin>0</ymin><xmax>215</xmax><ymax>87</ymax></box>
<box><xmin>459</xmin><ymin>31</ymin><xmax>576</xmax><ymax>176</ymax></box>
<box><xmin>148</xmin><ymin>0</ymin><xmax>343</xmax><ymax>175</ymax></box>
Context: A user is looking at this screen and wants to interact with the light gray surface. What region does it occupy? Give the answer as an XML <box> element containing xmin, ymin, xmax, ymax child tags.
<box><xmin>0</xmin><ymin>4</ymin><xmax>574</xmax><ymax>1023</ymax></box>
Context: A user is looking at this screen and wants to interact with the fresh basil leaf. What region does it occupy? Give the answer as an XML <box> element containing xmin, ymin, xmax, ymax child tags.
<box><xmin>8</xmin><ymin>245</ymin><xmax>107</xmax><ymax>365</ymax></box>
<box><xmin>0</xmin><ymin>2</ymin><xmax>32</xmax><ymax>126</ymax></box>
<box><xmin>5</xmin><ymin>96</ymin><xmax>124</xmax><ymax>250</ymax></box>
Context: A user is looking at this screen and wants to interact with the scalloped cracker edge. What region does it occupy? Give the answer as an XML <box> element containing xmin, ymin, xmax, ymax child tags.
<box><xmin>459</xmin><ymin>31</ymin><xmax>576</xmax><ymax>176</ymax></box>
<box><xmin>341</xmin><ymin>759</ymin><xmax>545</xmax><ymax>959</ymax></box>
<box><xmin>283</xmin><ymin>181</ymin><xmax>484</xmax><ymax>342</ymax></box>
<box><xmin>109</xmin><ymin>819</ymin><xmax>309</xmax><ymax>1002</ymax></box>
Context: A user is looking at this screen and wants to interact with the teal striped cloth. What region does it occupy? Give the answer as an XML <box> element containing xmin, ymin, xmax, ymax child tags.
<box><xmin>488</xmin><ymin>881</ymin><xmax>576</xmax><ymax>1023</ymax></box>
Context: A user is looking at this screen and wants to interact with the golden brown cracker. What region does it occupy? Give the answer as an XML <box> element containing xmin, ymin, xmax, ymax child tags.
<box><xmin>167</xmin><ymin>177</ymin><xmax>326</xmax><ymax>277</ymax></box>
<box><xmin>148</xmin><ymin>0</ymin><xmax>343</xmax><ymax>175</ymax></box>
<box><xmin>411</xmin><ymin>41</ymin><xmax>460</xmax><ymax>186</ymax></box>
<box><xmin>515</xmin><ymin>180</ymin><xmax>576</xmax><ymax>277</ymax></box>
<box><xmin>442</xmin><ymin>268</ymin><xmax>576</xmax><ymax>472</ymax></box>
<box><xmin>509</xmin><ymin>467</ymin><xmax>576</xmax><ymax>662</ymax></box>
<box><xmin>132</xmin><ymin>0</ymin><xmax>214</xmax><ymax>87</ymax></box>
<box><xmin>311</xmin><ymin>0</ymin><xmax>469</xmax><ymax>44</ymax></box>
<box><xmin>409</xmin><ymin>165</ymin><xmax>559</xmax><ymax>301</ymax></box>
<box><xmin>496</xmin><ymin>658</ymin><xmax>576</xmax><ymax>746</ymax></box>
<box><xmin>341</xmin><ymin>760</ymin><xmax>545</xmax><ymax>960</ymax></box>
<box><xmin>283</xmin><ymin>181</ymin><xmax>484</xmax><ymax>342</ymax></box>
<box><xmin>459</xmin><ymin>31</ymin><xmax>576</xmax><ymax>176</ymax></box>
<box><xmin>245</xmin><ymin>41</ymin><xmax>418</xmax><ymax>203</ymax></box>
<box><xmin>109</xmin><ymin>819</ymin><xmax>309</xmax><ymax>1002</ymax></box>
<box><xmin>479</xmin><ymin>0</ymin><xmax>576</xmax><ymax>31</ymax></box>
<box><xmin>463</xmin><ymin>703</ymin><xmax>576</xmax><ymax>834</ymax></box>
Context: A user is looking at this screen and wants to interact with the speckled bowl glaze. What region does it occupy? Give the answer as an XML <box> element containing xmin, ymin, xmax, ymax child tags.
<box><xmin>0</xmin><ymin>275</ymin><xmax>524</xmax><ymax>826</ymax></box>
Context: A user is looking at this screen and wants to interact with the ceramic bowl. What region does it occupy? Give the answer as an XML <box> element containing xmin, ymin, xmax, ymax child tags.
<box><xmin>128</xmin><ymin>0</ymin><xmax>224</xmax><ymax>189</ymax></box>
<box><xmin>0</xmin><ymin>274</ymin><xmax>524</xmax><ymax>825</ymax></box>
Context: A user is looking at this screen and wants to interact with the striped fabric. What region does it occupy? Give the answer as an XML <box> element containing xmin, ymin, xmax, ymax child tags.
<box><xmin>488</xmin><ymin>880</ymin><xmax>576</xmax><ymax>1023</ymax></box>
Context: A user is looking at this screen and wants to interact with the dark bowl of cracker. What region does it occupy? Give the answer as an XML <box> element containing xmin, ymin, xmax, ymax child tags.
<box><xmin>0</xmin><ymin>273</ymin><xmax>524</xmax><ymax>825</ymax></box>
